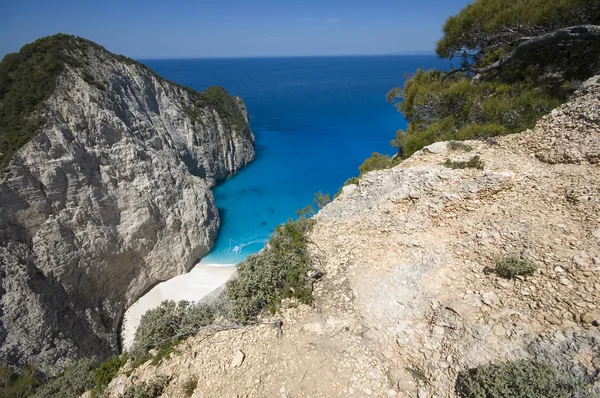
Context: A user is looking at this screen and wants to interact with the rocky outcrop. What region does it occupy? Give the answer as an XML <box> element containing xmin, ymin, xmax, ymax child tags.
<box><xmin>103</xmin><ymin>77</ymin><xmax>599</xmax><ymax>397</ymax></box>
<box><xmin>0</xmin><ymin>36</ymin><xmax>255</xmax><ymax>373</ymax></box>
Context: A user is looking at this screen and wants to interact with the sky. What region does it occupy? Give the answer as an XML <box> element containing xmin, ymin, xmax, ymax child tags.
<box><xmin>1</xmin><ymin>0</ymin><xmax>472</xmax><ymax>59</ymax></box>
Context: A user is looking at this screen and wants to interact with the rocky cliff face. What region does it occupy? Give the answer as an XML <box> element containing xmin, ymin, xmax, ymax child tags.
<box><xmin>0</xmin><ymin>36</ymin><xmax>255</xmax><ymax>372</ymax></box>
<box><xmin>103</xmin><ymin>77</ymin><xmax>599</xmax><ymax>397</ymax></box>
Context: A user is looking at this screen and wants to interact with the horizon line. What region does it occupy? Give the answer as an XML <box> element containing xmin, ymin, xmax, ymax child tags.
<box><xmin>136</xmin><ymin>52</ymin><xmax>438</xmax><ymax>61</ymax></box>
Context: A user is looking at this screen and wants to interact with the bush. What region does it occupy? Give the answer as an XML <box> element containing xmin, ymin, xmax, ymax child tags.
<box><xmin>447</xmin><ymin>141</ymin><xmax>473</xmax><ymax>152</ymax></box>
<box><xmin>456</xmin><ymin>360</ymin><xmax>569</xmax><ymax>398</ymax></box>
<box><xmin>442</xmin><ymin>156</ymin><xmax>484</xmax><ymax>170</ymax></box>
<box><xmin>121</xmin><ymin>375</ymin><xmax>169</xmax><ymax>398</ymax></box>
<box><xmin>494</xmin><ymin>255</ymin><xmax>538</xmax><ymax>278</ymax></box>
<box><xmin>130</xmin><ymin>301</ymin><xmax>215</xmax><ymax>363</ymax></box>
<box><xmin>182</xmin><ymin>375</ymin><xmax>198</xmax><ymax>397</ymax></box>
<box><xmin>336</xmin><ymin>152</ymin><xmax>400</xmax><ymax>197</ymax></box>
<box><xmin>0</xmin><ymin>365</ymin><xmax>41</xmax><ymax>398</ymax></box>
<box><xmin>184</xmin><ymin>86</ymin><xmax>247</xmax><ymax>132</ymax></box>
<box><xmin>32</xmin><ymin>359</ymin><xmax>96</xmax><ymax>398</ymax></box>
<box><xmin>358</xmin><ymin>152</ymin><xmax>400</xmax><ymax>176</ymax></box>
<box><xmin>226</xmin><ymin>217</ymin><xmax>315</xmax><ymax>322</ymax></box>
<box><xmin>91</xmin><ymin>353</ymin><xmax>128</xmax><ymax>396</ymax></box>
<box><xmin>388</xmin><ymin>70</ymin><xmax>561</xmax><ymax>158</ymax></box>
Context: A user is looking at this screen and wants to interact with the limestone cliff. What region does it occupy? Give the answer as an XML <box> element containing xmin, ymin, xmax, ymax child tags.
<box><xmin>0</xmin><ymin>35</ymin><xmax>255</xmax><ymax>372</ymax></box>
<box><xmin>103</xmin><ymin>77</ymin><xmax>599</xmax><ymax>397</ymax></box>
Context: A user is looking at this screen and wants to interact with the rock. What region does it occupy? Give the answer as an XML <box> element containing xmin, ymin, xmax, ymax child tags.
<box><xmin>580</xmin><ymin>312</ymin><xmax>600</xmax><ymax>326</ymax></box>
<box><xmin>0</xmin><ymin>36</ymin><xmax>255</xmax><ymax>373</ymax></box>
<box><xmin>342</xmin><ymin>184</ymin><xmax>358</xmax><ymax>196</ymax></box>
<box><xmin>592</xmin><ymin>229</ymin><xmax>600</xmax><ymax>239</ymax></box>
<box><xmin>417</xmin><ymin>387</ymin><xmax>428</xmax><ymax>398</ymax></box>
<box><xmin>423</xmin><ymin>142</ymin><xmax>448</xmax><ymax>154</ymax></box>
<box><xmin>231</xmin><ymin>350</ymin><xmax>245</xmax><ymax>368</ymax></box>
<box><xmin>481</xmin><ymin>291</ymin><xmax>499</xmax><ymax>306</ymax></box>
<box><xmin>545</xmin><ymin>315</ymin><xmax>563</xmax><ymax>325</ymax></box>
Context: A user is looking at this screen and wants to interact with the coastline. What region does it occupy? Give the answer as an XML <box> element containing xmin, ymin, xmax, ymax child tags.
<box><xmin>121</xmin><ymin>263</ymin><xmax>236</xmax><ymax>350</ymax></box>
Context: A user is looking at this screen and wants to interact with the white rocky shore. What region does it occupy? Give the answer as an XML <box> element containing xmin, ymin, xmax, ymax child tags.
<box><xmin>103</xmin><ymin>77</ymin><xmax>600</xmax><ymax>397</ymax></box>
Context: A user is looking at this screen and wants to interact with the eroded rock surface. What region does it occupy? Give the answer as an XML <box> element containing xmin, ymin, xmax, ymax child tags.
<box><xmin>0</xmin><ymin>38</ymin><xmax>254</xmax><ymax>372</ymax></box>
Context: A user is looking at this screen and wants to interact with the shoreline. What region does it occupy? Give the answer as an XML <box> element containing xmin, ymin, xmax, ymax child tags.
<box><xmin>121</xmin><ymin>263</ymin><xmax>236</xmax><ymax>350</ymax></box>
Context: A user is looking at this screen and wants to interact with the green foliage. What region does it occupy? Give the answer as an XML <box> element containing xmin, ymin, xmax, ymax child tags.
<box><xmin>0</xmin><ymin>34</ymin><xmax>139</xmax><ymax>171</ymax></box>
<box><xmin>0</xmin><ymin>34</ymin><xmax>244</xmax><ymax>173</ymax></box>
<box><xmin>390</xmin><ymin>129</ymin><xmax>407</xmax><ymax>157</ymax></box>
<box><xmin>456</xmin><ymin>360</ymin><xmax>569</xmax><ymax>398</ymax></box>
<box><xmin>32</xmin><ymin>359</ymin><xmax>96</xmax><ymax>398</ymax></box>
<box><xmin>130</xmin><ymin>301</ymin><xmax>215</xmax><ymax>362</ymax></box>
<box><xmin>494</xmin><ymin>255</ymin><xmax>538</xmax><ymax>278</ymax></box>
<box><xmin>386</xmin><ymin>0</ymin><xmax>600</xmax><ymax>159</ymax></box>
<box><xmin>150</xmin><ymin>341</ymin><xmax>181</xmax><ymax>366</ymax></box>
<box><xmin>0</xmin><ymin>34</ymin><xmax>73</xmax><ymax>171</ymax></box>
<box><xmin>437</xmin><ymin>0</ymin><xmax>600</xmax><ymax>58</ymax></box>
<box><xmin>335</xmin><ymin>152</ymin><xmax>400</xmax><ymax>197</ymax></box>
<box><xmin>406</xmin><ymin>366</ymin><xmax>429</xmax><ymax>387</ymax></box>
<box><xmin>182</xmin><ymin>376</ymin><xmax>198</xmax><ymax>397</ymax></box>
<box><xmin>226</xmin><ymin>217</ymin><xmax>315</xmax><ymax>322</ymax></box>
<box><xmin>91</xmin><ymin>354</ymin><xmax>128</xmax><ymax>397</ymax></box>
<box><xmin>442</xmin><ymin>156</ymin><xmax>484</xmax><ymax>170</ymax></box>
<box><xmin>296</xmin><ymin>191</ymin><xmax>332</xmax><ymax>218</ymax></box>
<box><xmin>184</xmin><ymin>86</ymin><xmax>247</xmax><ymax>132</ymax></box>
<box><xmin>121</xmin><ymin>375</ymin><xmax>169</xmax><ymax>398</ymax></box>
<box><xmin>0</xmin><ymin>365</ymin><xmax>41</xmax><ymax>398</ymax></box>
<box><xmin>313</xmin><ymin>191</ymin><xmax>331</xmax><ymax>210</ymax></box>
<box><xmin>358</xmin><ymin>152</ymin><xmax>400</xmax><ymax>176</ymax></box>
<box><xmin>447</xmin><ymin>141</ymin><xmax>473</xmax><ymax>152</ymax></box>
<box><xmin>389</xmin><ymin>69</ymin><xmax>560</xmax><ymax>157</ymax></box>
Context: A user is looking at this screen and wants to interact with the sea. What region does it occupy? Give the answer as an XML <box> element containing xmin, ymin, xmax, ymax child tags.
<box><xmin>143</xmin><ymin>55</ymin><xmax>448</xmax><ymax>264</ymax></box>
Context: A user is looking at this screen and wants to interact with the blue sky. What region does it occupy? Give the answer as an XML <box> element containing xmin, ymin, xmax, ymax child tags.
<box><xmin>1</xmin><ymin>0</ymin><xmax>471</xmax><ymax>59</ymax></box>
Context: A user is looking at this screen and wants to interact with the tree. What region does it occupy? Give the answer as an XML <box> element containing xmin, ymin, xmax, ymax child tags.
<box><xmin>437</xmin><ymin>0</ymin><xmax>600</xmax><ymax>83</ymax></box>
<box><xmin>387</xmin><ymin>0</ymin><xmax>600</xmax><ymax>158</ymax></box>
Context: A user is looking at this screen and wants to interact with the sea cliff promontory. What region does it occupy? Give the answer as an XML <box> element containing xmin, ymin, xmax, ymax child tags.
<box><xmin>0</xmin><ymin>34</ymin><xmax>255</xmax><ymax>373</ymax></box>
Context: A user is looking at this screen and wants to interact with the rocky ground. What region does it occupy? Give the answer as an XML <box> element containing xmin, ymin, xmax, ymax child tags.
<box><xmin>103</xmin><ymin>77</ymin><xmax>600</xmax><ymax>397</ymax></box>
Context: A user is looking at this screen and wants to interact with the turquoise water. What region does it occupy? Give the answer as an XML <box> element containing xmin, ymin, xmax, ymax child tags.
<box><xmin>143</xmin><ymin>56</ymin><xmax>447</xmax><ymax>263</ymax></box>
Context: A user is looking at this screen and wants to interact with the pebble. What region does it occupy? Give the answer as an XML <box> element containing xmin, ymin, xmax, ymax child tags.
<box><xmin>230</xmin><ymin>350</ymin><xmax>245</xmax><ymax>368</ymax></box>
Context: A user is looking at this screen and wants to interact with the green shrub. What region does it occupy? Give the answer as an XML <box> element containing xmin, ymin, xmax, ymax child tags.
<box><xmin>182</xmin><ymin>375</ymin><xmax>198</xmax><ymax>397</ymax></box>
<box><xmin>442</xmin><ymin>155</ymin><xmax>484</xmax><ymax>170</ymax></box>
<box><xmin>494</xmin><ymin>255</ymin><xmax>538</xmax><ymax>278</ymax></box>
<box><xmin>447</xmin><ymin>141</ymin><xmax>473</xmax><ymax>152</ymax></box>
<box><xmin>358</xmin><ymin>152</ymin><xmax>400</xmax><ymax>176</ymax></box>
<box><xmin>226</xmin><ymin>217</ymin><xmax>315</xmax><ymax>323</ymax></box>
<box><xmin>32</xmin><ymin>359</ymin><xmax>96</xmax><ymax>398</ymax></box>
<box><xmin>184</xmin><ymin>86</ymin><xmax>247</xmax><ymax>132</ymax></box>
<box><xmin>456</xmin><ymin>360</ymin><xmax>569</xmax><ymax>398</ymax></box>
<box><xmin>336</xmin><ymin>152</ymin><xmax>400</xmax><ymax>197</ymax></box>
<box><xmin>130</xmin><ymin>301</ymin><xmax>215</xmax><ymax>363</ymax></box>
<box><xmin>121</xmin><ymin>375</ymin><xmax>169</xmax><ymax>398</ymax></box>
<box><xmin>91</xmin><ymin>353</ymin><xmax>128</xmax><ymax>396</ymax></box>
<box><xmin>0</xmin><ymin>365</ymin><xmax>41</xmax><ymax>398</ymax></box>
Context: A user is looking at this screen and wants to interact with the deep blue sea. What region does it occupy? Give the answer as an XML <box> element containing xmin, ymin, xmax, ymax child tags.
<box><xmin>143</xmin><ymin>56</ymin><xmax>447</xmax><ymax>264</ymax></box>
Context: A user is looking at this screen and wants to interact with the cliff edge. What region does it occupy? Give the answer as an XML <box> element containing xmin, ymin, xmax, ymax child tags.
<box><xmin>0</xmin><ymin>35</ymin><xmax>255</xmax><ymax>373</ymax></box>
<box><xmin>103</xmin><ymin>77</ymin><xmax>599</xmax><ymax>397</ymax></box>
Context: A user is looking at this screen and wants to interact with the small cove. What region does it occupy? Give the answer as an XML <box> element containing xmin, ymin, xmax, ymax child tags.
<box><xmin>122</xmin><ymin>55</ymin><xmax>449</xmax><ymax>344</ymax></box>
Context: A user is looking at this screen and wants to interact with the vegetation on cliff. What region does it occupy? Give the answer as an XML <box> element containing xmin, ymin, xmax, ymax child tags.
<box><xmin>457</xmin><ymin>360</ymin><xmax>574</xmax><ymax>398</ymax></box>
<box><xmin>0</xmin><ymin>34</ymin><xmax>246</xmax><ymax>172</ymax></box>
<box><xmin>386</xmin><ymin>0</ymin><xmax>600</xmax><ymax>158</ymax></box>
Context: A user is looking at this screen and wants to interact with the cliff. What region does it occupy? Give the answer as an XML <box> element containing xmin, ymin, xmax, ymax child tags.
<box><xmin>0</xmin><ymin>35</ymin><xmax>255</xmax><ymax>373</ymax></box>
<box><xmin>102</xmin><ymin>77</ymin><xmax>599</xmax><ymax>397</ymax></box>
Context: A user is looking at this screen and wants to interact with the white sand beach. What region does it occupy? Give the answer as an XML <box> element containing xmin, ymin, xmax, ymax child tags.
<box><xmin>121</xmin><ymin>263</ymin><xmax>235</xmax><ymax>350</ymax></box>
